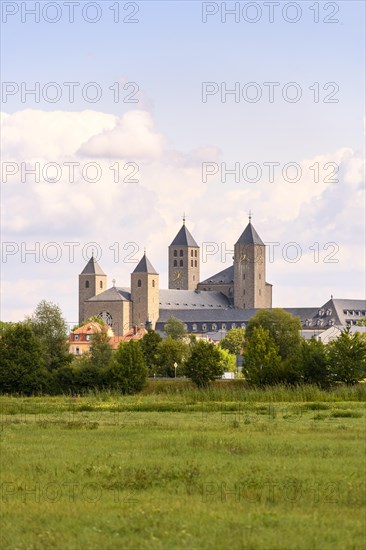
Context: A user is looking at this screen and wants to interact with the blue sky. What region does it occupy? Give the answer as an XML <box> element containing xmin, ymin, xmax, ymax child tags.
<box><xmin>1</xmin><ymin>1</ymin><xmax>365</xmax><ymax>324</ymax></box>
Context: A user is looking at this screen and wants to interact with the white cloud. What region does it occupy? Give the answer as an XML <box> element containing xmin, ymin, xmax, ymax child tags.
<box><xmin>1</xmin><ymin>108</ymin><xmax>364</xmax><ymax>321</ymax></box>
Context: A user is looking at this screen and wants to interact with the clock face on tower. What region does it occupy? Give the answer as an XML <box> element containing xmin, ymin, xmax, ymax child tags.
<box><xmin>173</xmin><ymin>270</ymin><xmax>182</xmax><ymax>281</ymax></box>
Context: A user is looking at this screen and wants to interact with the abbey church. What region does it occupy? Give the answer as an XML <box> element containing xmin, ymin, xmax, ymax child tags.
<box><xmin>78</xmin><ymin>219</ymin><xmax>365</xmax><ymax>337</ymax></box>
<box><xmin>79</xmin><ymin>218</ymin><xmax>272</xmax><ymax>336</ymax></box>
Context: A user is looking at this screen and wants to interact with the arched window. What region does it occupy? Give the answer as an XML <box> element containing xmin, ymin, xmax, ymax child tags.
<box><xmin>212</xmin><ymin>323</ymin><xmax>217</xmax><ymax>331</ymax></box>
<box><xmin>191</xmin><ymin>260</ymin><xmax>194</xmax><ymax>267</ymax></box>
<box><xmin>137</xmin><ymin>279</ymin><xmax>142</xmax><ymax>287</ymax></box>
<box><xmin>85</xmin><ymin>280</ymin><xmax>89</xmax><ymax>288</ymax></box>
<box><xmin>192</xmin><ymin>323</ymin><xmax>197</xmax><ymax>331</ymax></box>
<box><xmin>174</xmin><ymin>250</ymin><xmax>177</xmax><ymax>257</ymax></box>
<box><xmin>180</xmin><ymin>260</ymin><xmax>183</xmax><ymax>267</ymax></box>
<box><xmin>174</xmin><ymin>260</ymin><xmax>177</xmax><ymax>267</ymax></box>
<box><xmin>152</xmin><ymin>280</ymin><xmax>155</xmax><ymax>288</ymax></box>
<box><xmin>194</xmin><ymin>260</ymin><xmax>197</xmax><ymax>267</ymax></box>
<box><xmin>195</xmin><ymin>250</ymin><xmax>198</xmax><ymax>257</ymax></box>
<box><xmin>100</xmin><ymin>281</ymin><xmax>103</xmax><ymax>289</ymax></box>
<box><xmin>180</xmin><ymin>250</ymin><xmax>184</xmax><ymax>257</ymax></box>
<box><xmin>202</xmin><ymin>323</ymin><xmax>207</xmax><ymax>331</ymax></box>
<box><xmin>191</xmin><ymin>250</ymin><xmax>194</xmax><ymax>257</ymax></box>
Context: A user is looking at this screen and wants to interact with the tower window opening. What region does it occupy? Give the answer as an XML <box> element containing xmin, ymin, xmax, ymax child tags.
<box><xmin>85</xmin><ymin>280</ymin><xmax>90</xmax><ymax>288</ymax></box>
<box><xmin>152</xmin><ymin>280</ymin><xmax>155</xmax><ymax>288</ymax></box>
<box><xmin>191</xmin><ymin>260</ymin><xmax>193</xmax><ymax>267</ymax></box>
<box><xmin>191</xmin><ymin>250</ymin><xmax>194</xmax><ymax>257</ymax></box>
<box><xmin>180</xmin><ymin>250</ymin><xmax>183</xmax><ymax>257</ymax></box>
<box><xmin>174</xmin><ymin>250</ymin><xmax>177</xmax><ymax>257</ymax></box>
<box><xmin>100</xmin><ymin>281</ymin><xmax>103</xmax><ymax>289</ymax></box>
<box><xmin>195</xmin><ymin>250</ymin><xmax>198</xmax><ymax>257</ymax></box>
<box><xmin>174</xmin><ymin>260</ymin><xmax>177</xmax><ymax>267</ymax></box>
<box><xmin>180</xmin><ymin>260</ymin><xmax>183</xmax><ymax>267</ymax></box>
<box><xmin>137</xmin><ymin>279</ymin><xmax>142</xmax><ymax>287</ymax></box>
<box><xmin>194</xmin><ymin>260</ymin><xmax>197</xmax><ymax>267</ymax></box>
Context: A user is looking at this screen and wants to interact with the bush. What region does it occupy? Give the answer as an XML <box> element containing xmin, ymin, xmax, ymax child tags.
<box><xmin>107</xmin><ymin>341</ymin><xmax>148</xmax><ymax>394</ymax></box>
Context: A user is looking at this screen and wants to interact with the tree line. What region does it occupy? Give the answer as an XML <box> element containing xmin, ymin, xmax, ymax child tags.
<box><xmin>0</xmin><ymin>301</ymin><xmax>365</xmax><ymax>395</ymax></box>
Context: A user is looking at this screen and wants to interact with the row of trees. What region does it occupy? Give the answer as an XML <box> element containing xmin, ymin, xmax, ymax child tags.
<box><xmin>0</xmin><ymin>302</ymin><xmax>365</xmax><ymax>395</ymax></box>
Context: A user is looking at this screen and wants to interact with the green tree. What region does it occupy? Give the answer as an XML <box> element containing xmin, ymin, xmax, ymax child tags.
<box><xmin>108</xmin><ymin>340</ymin><xmax>147</xmax><ymax>394</ymax></box>
<box><xmin>217</xmin><ymin>347</ymin><xmax>237</xmax><ymax>372</ymax></box>
<box><xmin>164</xmin><ymin>316</ymin><xmax>187</xmax><ymax>340</ymax></box>
<box><xmin>0</xmin><ymin>323</ymin><xmax>49</xmax><ymax>394</ymax></box>
<box><xmin>156</xmin><ymin>337</ymin><xmax>189</xmax><ymax>377</ymax></box>
<box><xmin>355</xmin><ymin>318</ymin><xmax>366</xmax><ymax>327</ymax></box>
<box><xmin>301</xmin><ymin>338</ymin><xmax>329</xmax><ymax>387</ymax></box>
<box><xmin>184</xmin><ymin>340</ymin><xmax>224</xmax><ymax>388</ymax></box>
<box><xmin>27</xmin><ymin>300</ymin><xmax>71</xmax><ymax>371</ymax></box>
<box><xmin>89</xmin><ymin>330</ymin><xmax>113</xmax><ymax>369</ymax></box>
<box><xmin>327</xmin><ymin>329</ymin><xmax>366</xmax><ymax>385</ymax></box>
<box><xmin>245</xmin><ymin>309</ymin><xmax>302</xmax><ymax>362</ymax></box>
<box><xmin>219</xmin><ymin>328</ymin><xmax>245</xmax><ymax>355</ymax></box>
<box><xmin>243</xmin><ymin>326</ymin><xmax>282</xmax><ymax>385</ymax></box>
<box><xmin>140</xmin><ymin>330</ymin><xmax>162</xmax><ymax>373</ymax></box>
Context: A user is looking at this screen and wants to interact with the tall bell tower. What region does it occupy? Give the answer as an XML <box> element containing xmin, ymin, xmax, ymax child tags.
<box><xmin>168</xmin><ymin>216</ymin><xmax>200</xmax><ymax>290</ymax></box>
<box><xmin>78</xmin><ymin>256</ymin><xmax>107</xmax><ymax>325</ymax></box>
<box><xmin>131</xmin><ymin>252</ymin><xmax>159</xmax><ymax>329</ymax></box>
<box><xmin>234</xmin><ymin>214</ymin><xmax>272</xmax><ymax>309</ymax></box>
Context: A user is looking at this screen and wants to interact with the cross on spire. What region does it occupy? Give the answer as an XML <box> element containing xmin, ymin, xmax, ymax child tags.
<box><xmin>182</xmin><ymin>212</ymin><xmax>186</xmax><ymax>225</ymax></box>
<box><xmin>248</xmin><ymin>209</ymin><xmax>252</xmax><ymax>223</ymax></box>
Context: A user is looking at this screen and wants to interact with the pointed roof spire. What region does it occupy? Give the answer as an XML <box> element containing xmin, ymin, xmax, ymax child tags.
<box><xmin>80</xmin><ymin>256</ymin><xmax>105</xmax><ymax>275</ymax></box>
<box><xmin>170</xmin><ymin>219</ymin><xmax>199</xmax><ymax>247</ymax></box>
<box><xmin>236</xmin><ymin>219</ymin><xmax>264</xmax><ymax>246</ymax></box>
<box><xmin>133</xmin><ymin>253</ymin><xmax>158</xmax><ymax>274</ymax></box>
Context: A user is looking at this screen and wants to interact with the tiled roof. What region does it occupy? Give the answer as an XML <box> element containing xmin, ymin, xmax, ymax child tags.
<box><xmin>170</xmin><ymin>224</ymin><xmax>199</xmax><ymax>247</ymax></box>
<box><xmin>236</xmin><ymin>222</ymin><xmax>264</xmax><ymax>246</ymax></box>
<box><xmin>133</xmin><ymin>254</ymin><xmax>158</xmax><ymax>274</ymax></box>
<box><xmin>159</xmin><ymin>289</ymin><xmax>230</xmax><ymax>310</ymax></box>
<box><xmin>87</xmin><ymin>287</ymin><xmax>131</xmax><ymax>302</ymax></box>
<box><xmin>199</xmin><ymin>265</ymin><xmax>234</xmax><ymax>285</ymax></box>
<box><xmin>72</xmin><ymin>321</ymin><xmax>109</xmax><ymax>334</ymax></box>
<box><xmin>80</xmin><ymin>256</ymin><xmax>106</xmax><ymax>275</ymax></box>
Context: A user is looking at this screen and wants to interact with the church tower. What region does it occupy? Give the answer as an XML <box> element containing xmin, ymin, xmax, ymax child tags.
<box><xmin>131</xmin><ymin>253</ymin><xmax>159</xmax><ymax>329</ymax></box>
<box><xmin>168</xmin><ymin>217</ymin><xmax>200</xmax><ymax>290</ymax></box>
<box><xmin>78</xmin><ymin>256</ymin><xmax>107</xmax><ymax>325</ymax></box>
<box><xmin>234</xmin><ymin>216</ymin><xmax>271</xmax><ymax>309</ymax></box>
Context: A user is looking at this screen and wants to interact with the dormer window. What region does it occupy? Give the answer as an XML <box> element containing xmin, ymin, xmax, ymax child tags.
<box><xmin>74</xmin><ymin>334</ymin><xmax>79</xmax><ymax>340</ymax></box>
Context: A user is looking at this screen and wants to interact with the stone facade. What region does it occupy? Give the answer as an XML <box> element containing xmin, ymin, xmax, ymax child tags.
<box><xmin>168</xmin><ymin>220</ymin><xmax>200</xmax><ymax>290</ymax></box>
<box><xmin>131</xmin><ymin>272</ymin><xmax>159</xmax><ymax>328</ymax></box>
<box><xmin>78</xmin><ymin>218</ymin><xmax>273</xmax><ymax>336</ymax></box>
<box><xmin>78</xmin><ymin>257</ymin><xmax>107</xmax><ymax>325</ymax></box>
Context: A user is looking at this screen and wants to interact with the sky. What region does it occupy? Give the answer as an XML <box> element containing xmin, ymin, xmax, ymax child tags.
<box><xmin>1</xmin><ymin>0</ymin><xmax>365</xmax><ymax>326</ymax></box>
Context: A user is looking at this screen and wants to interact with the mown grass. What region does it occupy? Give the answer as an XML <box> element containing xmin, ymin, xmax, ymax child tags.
<box><xmin>0</xmin><ymin>386</ymin><xmax>365</xmax><ymax>549</ymax></box>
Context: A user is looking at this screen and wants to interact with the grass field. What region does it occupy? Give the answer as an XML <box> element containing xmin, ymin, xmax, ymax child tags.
<box><xmin>1</xmin><ymin>384</ymin><xmax>365</xmax><ymax>549</ymax></box>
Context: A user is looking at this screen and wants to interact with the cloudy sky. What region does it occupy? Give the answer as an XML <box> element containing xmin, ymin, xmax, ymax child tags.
<box><xmin>1</xmin><ymin>1</ymin><xmax>365</xmax><ymax>325</ymax></box>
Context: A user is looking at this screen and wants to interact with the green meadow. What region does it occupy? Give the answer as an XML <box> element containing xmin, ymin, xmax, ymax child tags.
<box><xmin>1</xmin><ymin>384</ymin><xmax>365</xmax><ymax>549</ymax></box>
